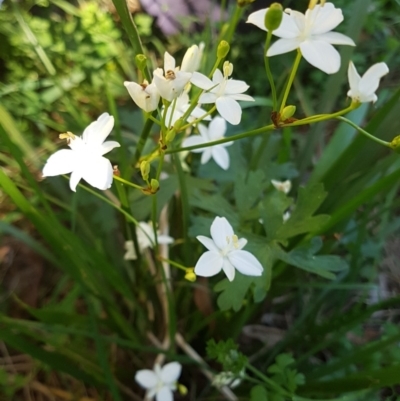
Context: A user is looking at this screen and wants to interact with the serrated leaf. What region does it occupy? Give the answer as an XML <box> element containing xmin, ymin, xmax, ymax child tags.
<box><xmin>250</xmin><ymin>385</ymin><xmax>268</xmax><ymax>401</ymax></box>
<box><xmin>234</xmin><ymin>170</ymin><xmax>266</xmax><ymax>211</ymax></box>
<box><xmin>276</xmin><ymin>183</ymin><xmax>330</xmax><ymax>240</ymax></box>
<box><xmin>276</xmin><ymin>237</ymin><xmax>348</xmax><ymax>280</ymax></box>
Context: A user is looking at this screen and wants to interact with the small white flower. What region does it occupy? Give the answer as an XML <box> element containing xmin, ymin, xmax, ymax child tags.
<box><xmin>153</xmin><ymin>52</ymin><xmax>192</xmax><ymax>102</ymax></box>
<box><xmin>182</xmin><ymin>117</ymin><xmax>232</xmax><ymax>170</ymax></box>
<box><xmin>190</xmin><ymin>63</ymin><xmax>254</xmax><ymax>125</ymax></box>
<box><xmin>212</xmin><ymin>370</ymin><xmax>244</xmax><ymax>389</ymax></box>
<box><xmin>271</xmin><ymin>179</ymin><xmax>292</xmax><ymax>194</ymax></box>
<box><xmin>124</xmin><ymin>222</ymin><xmax>174</xmax><ymax>260</ymax></box>
<box><xmin>163</xmin><ymin>90</ymin><xmax>210</xmax><ymax>127</ymax></box>
<box><xmin>195</xmin><ymin>216</ymin><xmax>263</xmax><ymax>282</ymax></box>
<box><xmin>247</xmin><ymin>3</ymin><xmax>355</xmax><ymax>74</ymax></box>
<box><xmin>181</xmin><ymin>43</ymin><xmax>204</xmax><ymax>73</ymax></box>
<box><xmin>135</xmin><ymin>362</ymin><xmax>182</xmax><ymax>401</ymax></box>
<box><xmin>124</xmin><ymin>79</ymin><xmax>160</xmax><ymax>112</ymax></box>
<box><xmin>42</xmin><ymin>113</ymin><xmax>120</xmax><ymax>192</ymax></box>
<box><xmin>347</xmin><ymin>61</ymin><xmax>389</xmax><ymax>103</ymax></box>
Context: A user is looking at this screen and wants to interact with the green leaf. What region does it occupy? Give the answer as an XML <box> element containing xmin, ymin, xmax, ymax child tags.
<box><xmin>276</xmin><ymin>237</ymin><xmax>348</xmax><ymax>280</ymax></box>
<box><xmin>250</xmin><ymin>385</ymin><xmax>269</xmax><ymax>401</ymax></box>
<box><xmin>234</xmin><ymin>170</ymin><xmax>266</xmax><ymax>211</ymax></box>
<box><xmin>276</xmin><ymin>183</ymin><xmax>330</xmax><ymax>240</ymax></box>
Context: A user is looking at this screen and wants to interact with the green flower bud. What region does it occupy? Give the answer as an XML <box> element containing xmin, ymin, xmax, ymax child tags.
<box><xmin>135</xmin><ymin>54</ymin><xmax>147</xmax><ymax>71</ymax></box>
<box><xmin>390</xmin><ymin>135</ymin><xmax>400</xmax><ymax>153</ymax></box>
<box><xmin>280</xmin><ymin>105</ymin><xmax>296</xmax><ymax>121</ymax></box>
<box><xmin>265</xmin><ymin>3</ymin><xmax>283</xmax><ymax>31</ymax></box>
<box><xmin>140</xmin><ymin>160</ymin><xmax>150</xmax><ymax>181</ymax></box>
<box><xmin>217</xmin><ymin>40</ymin><xmax>230</xmax><ymax>58</ymax></box>
<box><xmin>150</xmin><ymin>178</ymin><xmax>159</xmax><ymax>192</ymax></box>
<box><xmin>166</xmin><ymin>128</ymin><xmax>176</xmax><ymax>143</ymax></box>
<box><xmin>173</xmin><ymin>117</ymin><xmax>183</xmax><ymax>132</ymax></box>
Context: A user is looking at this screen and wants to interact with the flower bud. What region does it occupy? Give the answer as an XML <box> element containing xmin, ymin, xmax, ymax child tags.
<box><xmin>217</xmin><ymin>40</ymin><xmax>230</xmax><ymax>59</ymax></box>
<box><xmin>237</xmin><ymin>0</ymin><xmax>256</xmax><ymax>7</ymax></box>
<box><xmin>390</xmin><ymin>135</ymin><xmax>400</xmax><ymax>153</ymax></box>
<box><xmin>280</xmin><ymin>105</ymin><xmax>296</xmax><ymax>121</ymax></box>
<box><xmin>150</xmin><ymin>178</ymin><xmax>159</xmax><ymax>192</ymax></box>
<box><xmin>178</xmin><ymin>384</ymin><xmax>188</xmax><ymax>395</ymax></box>
<box><xmin>135</xmin><ymin>54</ymin><xmax>147</xmax><ymax>71</ymax></box>
<box><xmin>173</xmin><ymin>117</ymin><xmax>183</xmax><ymax>132</ymax></box>
<box><xmin>166</xmin><ymin>128</ymin><xmax>176</xmax><ymax>143</ymax></box>
<box><xmin>264</xmin><ymin>3</ymin><xmax>283</xmax><ymax>31</ymax></box>
<box><xmin>140</xmin><ymin>160</ymin><xmax>150</xmax><ymax>181</ymax></box>
<box><xmin>184</xmin><ymin>268</ymin><xmax>196</xmax><ymax>282</ymax></box>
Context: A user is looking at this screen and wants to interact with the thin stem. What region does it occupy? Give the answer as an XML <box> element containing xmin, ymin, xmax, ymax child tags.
<box><xmin>157</xmin><ymin>257</ymin><xmax>188</xmax><ymax>271</ymax></box>
<box><xmin>335</xmin><ymin>116</ymin><xmax>391</xmax><ymax>148</ymax></box>
<box><xmin>113</xmin><ymin>175</ymin><xmax>144</xmax><ymax>190</ymax></box>
<box><xmin>179</xmin><ymin>106</ymin><xmax>216</xmax><ymax>131</ymax></box>
<box><xmin>264</xmin><ymin>31</ymin><xmax>277</xmax><ymax>111</ymax></box>
<box><xmin>280</xmin><ymin>50</ymin><xmax>302</xmax><ymax>113</ymax></box>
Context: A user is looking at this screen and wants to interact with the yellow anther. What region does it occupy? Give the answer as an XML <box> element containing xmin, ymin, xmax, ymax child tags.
<box><xmin>59</xmin><ymin>132</ymin><xmax>76</xmax><ymax>144</ymax></box>
<box><xmin>232</xmin><ymin>235</ymin><xmax>239</xmax><ymax>249</ymax></box>
<box><xmin>223</xmin><ymin>61</ymin><xmax>233</xmax><ymax>78</ymax></box>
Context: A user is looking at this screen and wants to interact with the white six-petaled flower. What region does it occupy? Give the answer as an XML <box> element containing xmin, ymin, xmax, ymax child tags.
<box><xmin>135</xmin><ymin>362</ymin><xmax>182</xmax><ymax>401</ymax></box>
<box><xmin>271</xmin><ymin>179</ymin><xmax>292</xmax><ymax>194</ymax></box>
<box><xmin>347</xmin><ymin>61</ymin><xmax>389</xmax><ymax>103</ymax></box>
<box><xmin>42</xmin><ymin>113</ymin><xmax>120</xmax><ymax>192</ymax></box>
<box><xmin>124</xmin><ymin>79</ymin><xmax>160</xmax><ymax>112</ymax></box>
<box><xmin>190</xmin><ymin>63</ymin><xmax>254</xmax><ymax>125</ymax></box>
<box><xmin>182</xmin><ymin>117</ymin><xmax>232</xmax><ymax>170</ymax></box>
<box><xmin>195</xmin><ymin>216</ymin><xmax>263</xmax><ymax>282</ymax></box>
<box><xmin>247</xmin><ymin>3</ymin><xmax>355</xmax><ymax>74</ymax></box>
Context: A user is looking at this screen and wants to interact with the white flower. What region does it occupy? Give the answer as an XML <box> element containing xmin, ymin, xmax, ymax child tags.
<box><xmin>190</xmin><ymin>63</ymin><xmax>254</xmax><ymax>125</ymax></box>
<box><xmin>182</xmin><ymin>117</ymin><xmax>232</xmax><ymax>170</ymax></box>
<box><xmin>195</xmin><ymin>216</ymin><xmax>263</xmax><ymax>281</ymax></box>
<box><xmin>271</xmin><ymin>179</ymin><xmax>292</xmax><ymax>194</ymax></box>
<box><xmin>347</xmin><ymin>61</ymin><xmax>389</xmax><ymax>103</ymax></box>
<box><xmin>163</xmin><ymin>90</ymin><xmax>210</xmax><ymax>127</ymax></box>
<box><xmin>124</xmin><ymin>79</ymin><xmax>160</xmax><ymax>112</ymax></box>
<box><xmin>153</xmin><ymin>52</ymin><xmax>192</xmax><ymax>102</ymax></box>
<box><xmin>181</xmin><ymin>43</ymin><xmax>204</xmax><ymax>73</ymax></box>
<box><xmin>42</xmin><ymin>113</ymin><xmax>119</xmax><ymax>192</ymax></box>
<box><xmin>124</xmin><ymin>222</ymin><xmax>174</xmax><ymax>260</ymax></box>
<box><xmin>135</xmin><ymin>362</ymin><xmax>182</xmax><ymax>401</ymax></box>
<box><xmin>212</xmin><ymin>370</ymin><xmax>244</xmax><ymax>389</ymax></box>
<box><xmin>247</xmin><ymin>3</ymin><xmax>355</xmax><ymax>74</ymax></box>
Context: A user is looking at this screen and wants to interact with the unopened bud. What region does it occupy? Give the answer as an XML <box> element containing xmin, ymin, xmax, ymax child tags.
<box><xmin>390</xmin><ymin>135</ymin><xmax>400</xmax><ymax>153</ymax></box>
<box><xmin>217</xmin><ymin>41</ymin><xmax>230</xmax><ymax>59</ymax></box>
<box><xmin>166</xmin><ymin>128</ymin><xmax>176</xmax><ymax>143</ymax></box>
<box><xmin>265</xmin><ymin>3</ymin><xmax>283</xmax><ymax>31</ymax></box>
<box><xmin>150</xmin><ymin>178</ymin><xmax>159</xmax><ymax>192</ymax></box>
<box><xmin>280</xmin><ymin>105</ymin><xmax>296</xmax><ymax>121</ymax></box>
<box><xmin>135</xmin><ymin>54</ymin><xmax>147</xmax><ymax>71</ymax></box>
<box><xmin>140</xmin><ymin>160</ymin><xmax>150</xmax><ymax>181</ymax></box>
<box><xmin>178</xmin><ymin>384</ymin><xmax>188</xmax><ymax>395</ymax></box>
<box><xmin>173</xmin><ymin>117</ymin><xmax>183</xmax><ymax>132</ymax></box>
<box><xmin>184</xmin><ymin>268</ymin><xmax>196</xmax><ymax>282</ymax></box>
<box><xmin>223</xmin><ymin>61</ymin><xmax>233</xmax><ymax>78</ymax></box>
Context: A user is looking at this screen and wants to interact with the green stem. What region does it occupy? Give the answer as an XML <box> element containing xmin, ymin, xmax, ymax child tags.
<box><xmin>264</xmin><ymin>31</ymin><xmax>277</xmax><ymax>111</ymax></box>
<box><xmin>158</xmin><ymin>257</ymin><xmax>188</xmax><ymax>271</ymax></box>
<box><xmin>335</xmin><ymin>116</ymin><xmax>391</xmax><ymax>148</ymax></box>
<box><xmin>166</xmin><ymin>124</ymin><xmax>275</xmax><ymax>154</ymax></box>
<box><xmin>280</xmin><ymin>50</ymin><xmax>302</xmax><ymax>114</ymax></box>
<box><xmin>179</xmin><ymin>106</ymin><xmax>216</xmax><ymax>131</ymax></box>
<box><xmin>113</xmin><ymin>175</ymin><xmax>144</xmax><ymax>190</ymax></box>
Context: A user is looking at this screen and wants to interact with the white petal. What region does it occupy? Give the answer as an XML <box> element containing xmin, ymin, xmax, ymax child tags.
<box><xmin>42</xmin><ymin>149</ymin><xmax>76</xmax><ymax>177</ymax></box>
<box><xmin>229</xmin><ymin>94</ymin><xmax>255</xmax><ymax>102</ymax></box>
<box><xmin>198</xmin><ymin>124</ymin><xmax>211</xmax><ymax>141</ymax></box>
<box><xmin>158</xmin><ymin>234</ymin><xmax>174</xmax><ymax>245</ymax></box>
<box><xmin>308</xmin><ymin>3</ymin><xmax>343</xmax><ymax>35</ymax></box>
<box><xmin>222</xmin><ymin>257</ymin><xmax>236</xmax><ymax>282</ymax></box>
<box><xmin>228</xmin><ymin>250</ymin><xmax>263</xmax><ymax>277</ymax></box>
<box><xmin>69</xmin><ymin>169</ymin><xmax>82</xmax><ymax>192</ymax></box>
<box><xmin>164</xmin><ymin>52</ymin><xmax>176</xmax><ymax>71</ymax></box>
<box><xmin>316</xmin><ymin>31</ymin><xmax>355</xmax><ymax>46</ymax></box>
<box><xmin>197</xmin><ymin>235</ymin><xmax>219</xmax><ymax>252</ymax></box>
<box><xmin>287</xmin><ymin>10</ymin><xmax>305</xmax><ymax>33</ymax></box>
<box><xmin>82</xmin><ymin>113</ymin><xmax>114</xmax><ymax>146</ymax></box>
<box><xmin>237</xmin><ymin>238</ymin><xmax>247</xmax><ymax>249</ymax></box>
<box><xmin>135</xmin><ymin>369</ymin><xmax>158</xmax><ymax>389</ymax></box>
<box><xmin>200</xmin><ymin>148</ymin><xmax>212</xmax><ymax>164</ymax></box>
<box><xmin>267</xmin><ymin>38</ymin><xmax>301</xmax><ymax>57</ymax></box>
<box><xmin>216</xmin><ymin>97</ymin><xmax>242</xmax><ymax>125</ymax></box>
<box><xmin>359</xmin><ymin>62</ymin><xmax>389</xmax><ymax>97</ymax></box>
<box><xmin>212</xmin><ymin>69</ymin><xmax>224</xmax><ymax>84</ymax></box>
<box><xmin>199</xmin><ymin>92</ymin><xmax>218</xmax><ymax>104</ymax></box>
<box><xmin>100</xmin><ymin>141</ymin><xmax>120</xmax><ymax>155</ymax></box>
<box><xmin>348</xmin><ymin>61</ymin><xmax>361</xmax><ymax>93</ymax></box>
<box><xmin>191</xmin><ymin>72</ymin><xmax>213</xmax><ymax>89</ymax></box>
<box><xmin>212</xmin><ymin>146</ymin><xmax>230</xmax><ymax>170</ymax></box>
<box><xmin>210</xmin><ymin>216</ymin><xmax>234</xmax><ymax>250</ymax></box>
<box><xmin>194</xmin><ymin>251</ymin><xmax>224</xmax><ymax>277</ymax></box>
<box><xmin>224</xmin><ymin>79</ymin><xmax>249</xmax><ymax>95</ymax></box>
<box><xmin>300</xmin><ymin>40</ymin><xmax>340</xmax><ymax>74</ymax></box>
<box><xmin>80</xmin><ymin>156</ymin><xmax>114</xmax><ymax>190</ymax></box>
<box><xmin>246</xmin><ymin>8</ymin><xmax>267</xmax><ymax>32</ymax></box>
<box><xmin>156</xmin><ymin>387</ymin><xmax>173</xmax><ymax>401</ymax></box>
<box><xmin>181</xmin><ymin>44</ymin><xmax>200</xmax><ymax>73</ymax></box>
<box><xmin>153</xmin><ymin>74</ymin><xmax>173</xmax><ymax>102</ymax></box>
<box><xmin>161</xmin><ymin>362</ymin><xmax>181</xmax><ymax>383</ymax></box>
<box><xmin>208</xmin><ymin>117</ymin><xmax>226</xmax><ymax>140</ymax></box>
<box><xmin>182</xmin><ymin>135</ymin><xmax>205</xmax><ymax>152</ymax></box>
